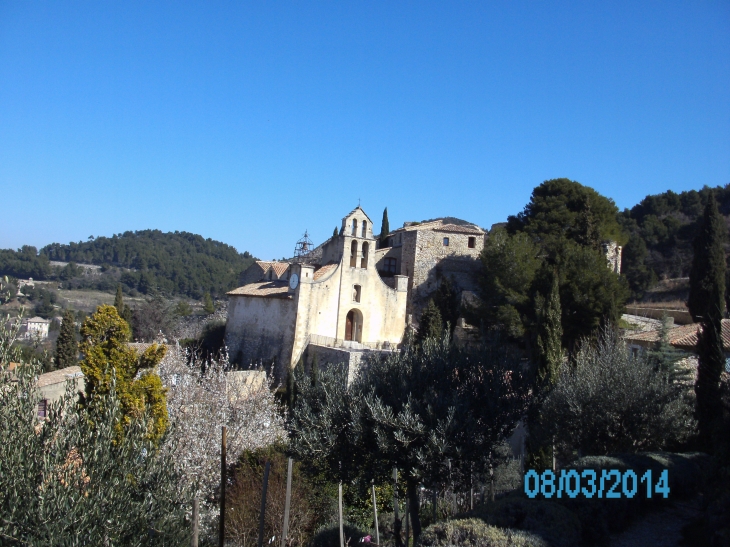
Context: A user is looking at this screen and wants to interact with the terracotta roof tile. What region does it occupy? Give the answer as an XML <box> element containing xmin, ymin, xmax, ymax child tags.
<box><xmin>314</xmin><ymin>262</ymin><xmax>338</xmax><ymax>280</ymax></box>
<box><xmin>625</xmin><ymin>319</ymin><xmax>730</xmax><ymax>351</ymax></box>
<box><xmin>625</xmin><ymin>323</ymin><xmax>700</xmax><ymax>344</ymax></box>
<box><xmin>227</xmin><ymin>281</ymin><xmax>292</xmax><ymax>299</ymax></box>
<box><xmin>270</xmin><ymin>262</ymin><xmax>290</xmax><ymax>278</ymax></box>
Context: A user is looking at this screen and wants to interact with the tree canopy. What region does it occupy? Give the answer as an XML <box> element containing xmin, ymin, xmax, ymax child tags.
<box><xmin>79</xmin><ymin>305</ymin><xmax>168</xmax><ymax>442</ymax></box>
<box><xmin>289</xmin><ymin>336</ymin><xmax>530</xmax><ymax>543</ymax></box>
<box><xmin>620</xmin><ymin>184</ymin><xmax>730</xmax><ymax>297</ymax></box>
<box><xmin>2</xmin><ymin>229</ymin><xmax>259</xmax><ymax>298</ymax></box>
<box><xmin>507</xmin><ymin>178</ymin><xmax>628</xmax><ymax>252</ymax></box>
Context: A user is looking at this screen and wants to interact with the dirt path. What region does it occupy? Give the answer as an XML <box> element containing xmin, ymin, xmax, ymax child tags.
<box><xmin>608</xmin><ymin>498</ymin><xmax>702</xmax><ymax>547</ymax></box>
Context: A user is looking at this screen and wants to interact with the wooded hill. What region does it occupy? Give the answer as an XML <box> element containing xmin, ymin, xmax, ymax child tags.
<box><xmin>0</xmin><ymin>230</ymin><xmax>257</xmax><ymax>298</ymax></box>
<box><xmin>620</xmin><ymin>184</ymin><xmax>730</xmax><ymax>298</ymax></box>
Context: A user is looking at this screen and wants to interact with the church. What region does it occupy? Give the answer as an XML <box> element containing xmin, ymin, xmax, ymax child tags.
<box><xmin>225</xmin><ymin>207</ymin><xmax>408</xmax><ymax>380</ymax></box>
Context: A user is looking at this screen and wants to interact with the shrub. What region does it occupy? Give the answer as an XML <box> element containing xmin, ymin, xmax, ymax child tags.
<box><xmin>420</xmin><ymin>518</ymin><xmax>549</xmax><ymax>547</ymax></box>
<box><xmin>468</xmin><ymin>498</ymin><xmax>580</xmax><ymax>547</ymax></box>
<box><xmin>540</xmin><ymin>327</ymin><xmax>696</xmax><ymax>456</ymax></box>
<box><xmin>310</xmin><ymin>522</ymin><xmax>368</xmax><ymax>547</ymax></box>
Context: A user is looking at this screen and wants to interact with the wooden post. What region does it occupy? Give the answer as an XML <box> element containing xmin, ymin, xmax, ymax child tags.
<box><xmin>552</xmin><ymin>437</ymin><xmax>556</xmax><ymax>472</ymax></box>
<box><xmin>338</xmin><ymin>482</ymin><xmax>344</xmax><ymax>547</ymax></box>
<box><xmin>404</xmin><ymin>498</ymin><xmax>410</xmax><ymax>547</ymax></box>
<box><xmin>432</xmin><ymin>488</ymin><xmax>437</xmax><ymax>524</ymax></box>
<box><xmin>280</xmin><ymin>458</ymin><xmax>293</xmax><ymax>547</ymax></box>
<box><xmin>393</xmin><ymin>468</ymin><xmax>399</xmax><ymax>521</ymax></box>
<box><xmin>219</xmin><ymin>426</ymin><xmax>227</xmax><ymax>547</ymax></box>
<box><xmin>371</xmin><ymin>482</ymin><xmax>380</xmax><ymax>546</ymax></box>
<box><xmin>192</xmin><ymin>496</ymin><xmax>199</xmax><ymax>547</ymax></box>
<box><xmin>258</xmin><ymin>461</ymin><xmax>271</xmax><ymax>547</ymax></box>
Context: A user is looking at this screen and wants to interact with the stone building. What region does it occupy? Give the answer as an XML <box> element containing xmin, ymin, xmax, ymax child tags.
<box><xmin>602</xmin><ymin>241</ymin><xmax>622</xmax><ymax>274</ymax></box>
<box><xmin>375</xmin><ymin>219</ymin><xmax>487</xmax><ymax>319</ymax></box>
<box><xmin>225</xmin><ymin>207</ymin><xmax>409</xmax><ymax>379</ymax></box>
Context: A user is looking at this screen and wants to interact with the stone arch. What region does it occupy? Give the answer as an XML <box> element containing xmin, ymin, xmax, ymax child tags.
<box><xmin>361</xmin><ymin>241</ymin><xmax>369</xmax><ymax>269</ymax></box>
<box><xmin>345</xmin><ymin>308</ymin><xmax>363</xmax><ymax>342</ymax></box>
<box><xmin>362</xmin><ymin>220</ymin><xmax>367</xmax><ymax>238</ymax></box>
<box><xmin>350</xmin><ymin>240</ymin><xmax>358</xmax><ymax>268</ymax></box>
<box><xmin>351</xmin><ymin>218</ymin><xmax>358</xmax><ymax>236</ymax></box>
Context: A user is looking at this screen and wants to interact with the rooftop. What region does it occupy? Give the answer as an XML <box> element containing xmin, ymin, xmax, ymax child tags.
<box><xmin>227</xmin><ymin>280</ymin><xmax>292</xmax><ymax>299</ymax></box>
<box><xmin>624</xmin><ymin>319</ymin><xmax>730</xmax><ymax>351</ymax></box>
<box><xmin>37</xmin><ymin>366</ymin><xmax>83</xmax><ymax>388</ymax></box>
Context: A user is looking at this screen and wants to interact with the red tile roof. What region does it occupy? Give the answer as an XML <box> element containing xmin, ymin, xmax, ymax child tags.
<box><xmin>270</xmin><ymin>262</ymin><xmax>290</xmax><ymax>278</ymax></box>
<box><xmin>227</xmin><ymin>281</ymin><xmax>292</xmax><ymax>299</ymax></box>
<box><xmin>625</xmin><ymin>319</ymin><xmax>730</xmax><ymax>351</ymax></box>
<box><xmin>313</xmin><ymin>262</ymin><xmax>338</xmax><ymax>280</ymax></box>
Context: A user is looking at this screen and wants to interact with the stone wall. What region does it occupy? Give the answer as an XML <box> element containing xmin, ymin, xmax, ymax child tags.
<box><xmin>602</xmin><ymin>241</ymin><xmax>622</xmax><ymax>274</ymax></box>
<box><xmin>225</xmin><ymin>295</ymin><xmax>297</xmax><ymax>378</ymax></box>
<box><xmin>403</xmin><ymin>229</ymin><xmax>484</xmax><ymax>317</ymax></box>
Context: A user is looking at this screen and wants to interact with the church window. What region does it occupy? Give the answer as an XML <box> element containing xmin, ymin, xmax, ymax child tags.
<box><xmin>350</xmin><ymin>240</ymin><xmax>358</xmax><ymax>268</ymax></box>
<box><xmin>383</xmin><ymin>257</ymin><xmax>397</xmax><ymax>274</ymax></box>
<box><xmin>352</xmin><ymin>219</ymin><xmax>358</xmax><ymax>236</ymax></box>
<box><xmin>443</xmin><ymin>237</ymin><xmax>449</xmax><ymax>246</ymax></box>
<box><xmin>362</xmin><ymin>220</ymin><xmax>367</xmax><ymax>238</ymax></box>
<box><xmin>361</xmin><ymin>242</ymin><xmax>369</xmax><ymax>268</ymax></box>
<box><xmin>353</xmin><ymin>285</ymin><xmax>361</xmax><ymax>302</ymax></box>
<box><xmin>468</xmin><ymin>237</ymin><xmax>476</xmax><ymax>248</ymax></box>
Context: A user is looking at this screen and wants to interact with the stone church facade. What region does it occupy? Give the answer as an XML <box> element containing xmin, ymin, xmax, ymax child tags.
<box><xmin>226</xmin><ymin>207</ymin><xmax>408</xmax><ymax>379</ymax></box>
<box><xmin>225</xmin><ymin>207</ymin><xmax>488</xmax><ymax>380</ymax></box>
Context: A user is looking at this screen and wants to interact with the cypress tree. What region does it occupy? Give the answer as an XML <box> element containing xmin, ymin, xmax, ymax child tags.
<box><xmin>380</xmin><ymin>207</ymin><xmax>390</xmax><ymax>247</ymax></box>
<box><xmin>417</xmin><ymin>300</ymin><xmax>443</xmax><ymax>344</ymax></box>
<box><xmin>114</xmin><ymin>284</ymin><xmax>124</xmax><ymax>315</ymax></box>
<box><xmin>203</xmin><ymin>293</ymin><xmax>215</xmax><ymax>315</ymax></box>
<box><xmin>54</xmin><ymin>310</ymin><xmax>78</xmax><ymax>370</ymax></box>
<box><xmin>333</xmin><ymin>227</ymin><xmax>339</xmax><ymax>239</ymax></box>
<box><xmin>646</xmin><ymin>315</ymin><xmax>689</xmax><ymax>384</ymax></box>
<box><xmin>536</xmin><ymin>272</ymin><xmax>563</xmax><ymax>389</ymax></box>
<box><xmin>689</xmin><ymin>193</ymin><xmax>726</xmax><ymax>322</ymax></box>
<box><xmin>689</xmin><ymin>193</ymin><xmax>726</xmax><ymax>449</ymax></box>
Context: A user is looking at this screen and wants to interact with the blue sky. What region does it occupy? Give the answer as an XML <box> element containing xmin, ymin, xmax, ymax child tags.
<box><xmin>1</xmin><ymin>1</ymin><xmax>728</xmax><ymax>260</ymax></box>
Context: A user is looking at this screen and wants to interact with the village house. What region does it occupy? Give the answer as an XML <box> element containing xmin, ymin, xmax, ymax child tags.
<box><xmin>21</xmin><ymin>316</ymin><xmax>51</xmax><ymax>340</ymax></box>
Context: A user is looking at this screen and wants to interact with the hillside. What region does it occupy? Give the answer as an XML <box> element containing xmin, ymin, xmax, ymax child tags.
<box><xmin>0</xmin><ymin>230</ymin><xmax>257</xmax><ymax>298</ymax></box>
<box><xmin>620</xmin><ymin>184</ymin><xmax>730</xmax><ymax>298</ymax></box>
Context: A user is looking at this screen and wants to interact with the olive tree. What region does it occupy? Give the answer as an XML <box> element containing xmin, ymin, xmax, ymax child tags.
<box><xmin>540</xmin><ymin>327</ymin><xmax>696</xmax><ymax>456</ymax></box>
<box><xmin>0</xmin><ymin>320</ymin><xmax>190</xmax><ymax>546</ymax></box>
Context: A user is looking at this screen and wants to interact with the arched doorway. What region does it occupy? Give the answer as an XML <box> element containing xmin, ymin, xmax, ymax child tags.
<box><xmin>345</xmin><ymin>309</ymin><xmax>363</xmax><ymax>343</ymax></box>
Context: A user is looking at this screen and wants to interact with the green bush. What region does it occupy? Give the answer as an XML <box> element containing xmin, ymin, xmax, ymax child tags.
<box><xmin>468</xmin><ymin>498</ymin><xmax>580</xmax><ymax>547</ymax></box>
<box><xmin>310</xmin><ymin>522</ymin><xmax>368</xmax><ymax>547</ymax></box>
<box><xmin>420</xmin><ymin>518</ymin><xmax>549</xmax><ymax>547</ymax></box>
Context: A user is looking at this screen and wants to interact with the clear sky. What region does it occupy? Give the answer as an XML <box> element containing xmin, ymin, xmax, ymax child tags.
<box><xmin>1</xmin><ymin>1</ymin><xmax>728</xmax><ymax>260</ymax></box>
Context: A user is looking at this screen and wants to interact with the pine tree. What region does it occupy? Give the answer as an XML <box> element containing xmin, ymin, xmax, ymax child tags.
<box><xmin>417</xmin><ymin>300</ymin><xmax>443</xmax><ymax>344</ymax></box>
<box><xmin>203</xmin><ymin>293</ymin><xmax>215</xmax><ymax>315</ymax></box>
<box><xmin>333</xmin><ymin>227</ymin><xmax>339</xmax><ymax>239</ymax></box>
<box><xmin>689</xmin><ymin>193</ymin><xmax>727</xmax><ymax>450</ymax></box>
<box><xmin>380</xmin><ymin>207</ymin><xmax>390</xmax><ymax>247</ymax></box>
<box><xmin>79</xmin><ymin>305</ymin><xmax>168</xmax><ymax>443</ymax></box>
<box><xmin>536</xmin><ymin>272</ymin><xmax>563</xmax><ymax>389</ymax></box>
<box><xmin>54</xmin><ymin>310</ymin><xmax>78</xmax><ymax>370</ymax></box>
